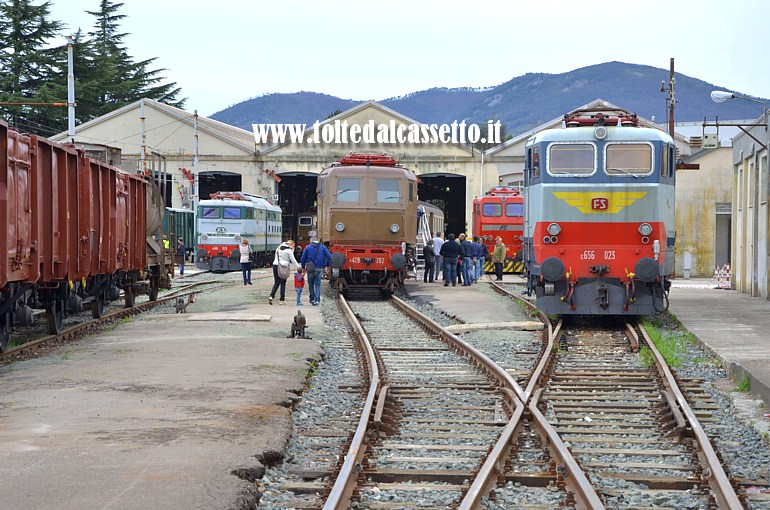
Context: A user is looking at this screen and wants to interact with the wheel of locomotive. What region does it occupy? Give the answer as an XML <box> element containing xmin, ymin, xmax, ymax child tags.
<box><xmin>124</xmin><ymin>286</ymin><xmax>135</xmax><ymax>308</ymax></box>
<box><xmin>91</xmin><ymin>293</ymin><xmax>107</xmax><ymax>319</ymax></box>
<box><xmin>46</xmin><ymin>299</ymin><xmax>64</xmax><ymax>335</ymax></box>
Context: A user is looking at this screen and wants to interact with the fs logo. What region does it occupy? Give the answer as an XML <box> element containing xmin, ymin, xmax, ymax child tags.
<box><xmin>591</xmin><ymin>197</ymin><xmax>609</xmax><ymax>211</ymax></box>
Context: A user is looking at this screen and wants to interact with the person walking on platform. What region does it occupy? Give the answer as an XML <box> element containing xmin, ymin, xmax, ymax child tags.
<box><xmin>492</xmin><ymin>236</ymin><xmax>506</xmax><ymax>281</ymax></box>
<box><xmin>439</xmin><ymin>233</ymin><xmax>460</xmax><ymax>286</ymax></box>
<box><xmin>269</xmin><ymin>240</ymin><xmax>299</xmax><ymax>305</ymax></box>
<box><xmin>423</xmin><ymin>240</ymin><xmax>436</xmax><ymax>283</ymax></box>
<box><xmin>177</xmin><ymin>237</ymin><xmax>186</xmax><ymax>275</ymax></box>
<box><xmin>239</xmin><ymin>238</ymin><xmax>252</xmax><ymax>285</ymax></box>
<box><xmin>470</xmin><ymin>236</ymin><xmax>484</xmax><ymax>283</ymax></box>
<box><xmin>458</xmin><ymin>233</ymin><xmax>472</xmax><ymax>286</ymax></box>
<box><xmin>300</xmin><ymin>236</ymin><xmax>332</xmax><ymax>306</ymax></box>
<box><xmin>432</xmin><ymin>232</ymin><xmax>444</xmax><ymax>282</ymax></box>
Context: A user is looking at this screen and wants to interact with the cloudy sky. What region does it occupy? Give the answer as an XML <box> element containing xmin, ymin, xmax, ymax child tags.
<box><xmin>48</xmin><ymin>0</ymin><xmax>769</xmax><ymax>117</ymax></box>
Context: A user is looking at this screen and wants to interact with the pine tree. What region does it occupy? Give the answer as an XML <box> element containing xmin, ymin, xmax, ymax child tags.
<box><xmin>85</xmin><ymin>0</ymin><xmax>184</xmax><ymax>115</ymax></box>
<box><xmin>0</xmin><ymin>0</ymin><xmax>65</xmax><ymax>134</ymax></box>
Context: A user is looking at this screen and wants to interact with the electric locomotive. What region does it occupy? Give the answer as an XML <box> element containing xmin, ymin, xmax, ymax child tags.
<box><xmin>472</xmin><ymin>186</ymin><xmax>525</xmax><ymax>274</ymax></box>
<box><xmin>317</xmin><ymin>153</ymin><xmax>418</xmax><ymax>293</ymax></box>
<box><xmin>195</xmin><ymin>191</ymin><xmax>282</xmax><ymax>272</ymax></box>
<box><xmin>523</xmin><ymin>109</ymin><xmax>676</xmax><ymax>316</ymax></box>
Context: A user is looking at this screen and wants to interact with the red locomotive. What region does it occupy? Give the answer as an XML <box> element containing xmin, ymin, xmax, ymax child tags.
<box><xmin>316</xmin><ymin>153</ymin><xmax>418</xmax><ymax>293</ymax></box>
<box><xmin>472</xmin><ymin>186</ymin><xmax>524</xmax><ymax>273</ymax></box>
<box><xmin>1</xmin><ymin>120</ymin><xmax>169</xmax><ymax>352</ymax></box>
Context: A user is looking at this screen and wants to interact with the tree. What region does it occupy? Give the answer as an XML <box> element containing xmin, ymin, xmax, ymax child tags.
<box><xmin>84</xmin><ymin>0</ymin><xmax>184</xmax><ymax>115</ymax></box>
<box><xmin>0</xmin><ymin>0</ymin><xmax>185</xmax><ymax>135</ymax></box>
<box><xmin>0</xmin><ymin>0</ymin><xmax>64</xmax><ymax>134</ymax></box>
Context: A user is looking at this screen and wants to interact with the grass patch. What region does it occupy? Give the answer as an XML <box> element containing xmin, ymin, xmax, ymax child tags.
<box><xmin>734</xmin><ymin>373</ymin><xmax>751</xmax><ymax>392</ymax></box>
<box><xmin>640</xmin><ymin>318</ymin><xmax>688</xmax><ymax>368</ymax></box>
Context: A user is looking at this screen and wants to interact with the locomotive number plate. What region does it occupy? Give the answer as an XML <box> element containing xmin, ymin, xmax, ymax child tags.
<box><xmin>579</xmin><ymin>250</ymin><xmax>616</xmax><ymax>260</ymax></box>
<box><xmin>349</xmin><ymin>257</ymin><xmax>385</xmax><ymax>265</ymax></box>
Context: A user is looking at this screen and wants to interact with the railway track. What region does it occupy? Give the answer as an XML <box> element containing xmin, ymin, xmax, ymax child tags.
<box><xmin>488</xmin><ymin>279</ymin><xmax>747</xmax><ymax>509</ymax></box>
<box><xmin>258</xmin><ymin>277</ymin><xmax>765</xmax><ymax>509</ymax></box>
<box><xmin>260</xmin><ymin>290</ymin><xmax>605</xmax><ymax>509</ymax></box>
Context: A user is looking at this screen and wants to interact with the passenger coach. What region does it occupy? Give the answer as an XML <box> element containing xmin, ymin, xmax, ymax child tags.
<box><xmin>523</xmin><ymin>109</ymin><xmax>676</xmax><ymax>316</ymax></box>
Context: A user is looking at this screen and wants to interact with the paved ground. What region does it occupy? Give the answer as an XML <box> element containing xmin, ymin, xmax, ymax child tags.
<box><xmin>2</xmin><ymin>269</ymin><xmax>769</xmax><ymax>509</ymax></box>
<box><xmin>0</xmin><ymin>269</ymin><xmax>324</xmax><ymax>510</ymax></box>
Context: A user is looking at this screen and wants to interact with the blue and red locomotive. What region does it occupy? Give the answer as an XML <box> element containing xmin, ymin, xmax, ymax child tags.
<box><xmin>523</xmin><ymin>109</ymin><xmax>676</xmax><ymax>316</ymax></box>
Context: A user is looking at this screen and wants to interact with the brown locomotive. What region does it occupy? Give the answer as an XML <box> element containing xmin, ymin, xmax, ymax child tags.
<box><xmin>0</xmin><ymin>120</ymin><xmax>171</xmax><ymax>352</ymax></box>
<box><xmin>317</xmin><ymin>153</ymin><xmax>418</xmax><ymax>293</ymax></box>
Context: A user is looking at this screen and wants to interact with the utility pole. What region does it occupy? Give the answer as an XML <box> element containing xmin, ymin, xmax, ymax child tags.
<box><xmin>668</xmin><ymin>58</ymin><xmax>675</xmax><ymax>138</ymax></box>
<box><xmin>67</xmin><ymin>36</ymin><xmax>76</xmax><ymax>143</ymax></box>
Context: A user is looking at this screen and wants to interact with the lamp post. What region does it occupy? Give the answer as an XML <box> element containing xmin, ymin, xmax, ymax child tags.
<box><xmin>709</xmin><ymin>90</ymin><xmax>768</xmax><ymax>296</ymax></box>
<box><xmin>708</xmin><ymin>90</ymin><xmax>768</xmax><ymax>149</ymax></box>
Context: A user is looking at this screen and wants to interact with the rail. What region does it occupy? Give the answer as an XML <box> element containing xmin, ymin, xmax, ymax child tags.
<box><xmin>639</xmin><ymin>325</ymin><xmax>744</xmax><ymax>509</ymax></box>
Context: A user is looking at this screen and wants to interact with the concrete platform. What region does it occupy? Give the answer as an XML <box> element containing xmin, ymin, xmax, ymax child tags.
<box><xmin>0</xmin><ymin>270</ymin><xmax>323</xmax><ymax>510</ymax></box>
<box><xmin>669</xmin><ymin>278</ymin><xmax>770</xmax><ymax>409</ymax></box>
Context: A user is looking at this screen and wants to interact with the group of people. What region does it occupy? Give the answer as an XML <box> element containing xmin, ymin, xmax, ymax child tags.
<box><xmin>422</xmin><ymin>233</ymin><xmax>507</xmax><ymax>285</ymax></box>
<box><xmin>238</xmin><ymin>236</ymin><xmax>332</xmax><ymax>306</ymax></box>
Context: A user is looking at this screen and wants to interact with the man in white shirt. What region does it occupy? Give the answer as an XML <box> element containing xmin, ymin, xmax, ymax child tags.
<box><xmin>432</xmin><ymin>232</ymin><xmax>444</xmax><ymax>282</ymax></box>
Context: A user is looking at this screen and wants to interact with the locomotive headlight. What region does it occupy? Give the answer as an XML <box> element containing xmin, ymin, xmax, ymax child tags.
<box><xmin>389</xmin><ymin>223</ymin><xmax>400</xmax><ymax>233</ymax></box>
<box><xmin>234</xmin><ymin>235</ymin><xmax>241</xmax><ymax>242</ymax></box>
<box><xmin>546</xmin><ymin>222</ymin><xmax>561</xmax><ymax>236</ymax></box>
<box><xmin>335</xmin><ymin>222</ymin><xmax>346</xmax><ymax>232</ymax></box>
<box><xmin>638</xmin><ymin>223</ymin><xmax>653</xmax><ymax>236</ymax></box>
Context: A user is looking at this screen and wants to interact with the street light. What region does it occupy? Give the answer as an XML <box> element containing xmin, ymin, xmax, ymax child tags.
<box><xmin>706</xmin><ymin>90</ymin><xmax>768</xmax><ymax>149</ymax></box>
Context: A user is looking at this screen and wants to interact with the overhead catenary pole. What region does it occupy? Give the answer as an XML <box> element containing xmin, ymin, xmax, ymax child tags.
<box><xmin>140</xmin><ymin>99</ymin><xmax>147</xmax><ymax>175</ymax></box>
<box><xmin>193</xmin><ymin>110</ymin><xmax>200</xmax><ymax>254</ymax></box>
<box><xmin>66</xmin><ymin>36</ymin><xmax>76</xmax><ymax>143</ymax></box>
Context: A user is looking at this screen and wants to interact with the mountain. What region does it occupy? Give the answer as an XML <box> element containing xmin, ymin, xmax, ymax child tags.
<box><xmin>211</xmin><ymin>62</ymin><xmax>767</xmax><ymax>136</ymax></box>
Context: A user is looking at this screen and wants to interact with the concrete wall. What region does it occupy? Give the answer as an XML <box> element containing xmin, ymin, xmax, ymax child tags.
<box><xmin>731</xmin><ymin>115</ymin><xmax>769</xmax><ymax>296</ymax></box>
<box><xmin>674</xmin><ymin>147</ymin><xmax>733</xmax><ymax>277</ymax></box>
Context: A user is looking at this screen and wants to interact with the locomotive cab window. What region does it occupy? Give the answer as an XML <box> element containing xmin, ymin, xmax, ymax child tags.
<box><xmin>482</xmin><ymin>203</ymin><xmax>502</xmax><ymax>217</ymax></box>
<box><xmin>298</xmin><ymin>216</ymin><xmax>313</xmax><ymax>226</ymax></box>
<box><xmin>376</xmin><ymin>178</ymin><xmax>400</xmax><ymax>203</ymax></box>
<box><xmin>505</xmin><ymin>203</ymin><xmax>524</xmax><ymax>217</ymax></box>
<box><xmin>528</xmin><ymin>146</ymin><xmax>540</xmax><ymax>178</ymax></box>
<box><xmin>336</xmin><ymin>178</ymin><xmax>360</xmax><ymax>202</ymax></box>
<box><xmin>223</xmin><ymin>207</ymin><xmax>242</xmax><ymax>219</ymax></box>
<box><xmin>605</xmin><ymin>143</ymin><xmax>653</xmax><ymax>176</ymax></box>
<box><xmin>661</xmin><ymin>144</ymin><xmax>672</xmax><ymax>177</ymax></box>
<box><xmin>201</xmin><ymin>206</ymin><xmax>220</xmax><ymax>219</ymax></box>
<box><xmin>548</xmin><ymin>143</ymin><xmax>595</xmax><ymax>175</ymax></box>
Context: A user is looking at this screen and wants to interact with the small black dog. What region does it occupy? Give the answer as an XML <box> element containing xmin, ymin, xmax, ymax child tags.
<box><xmin>175</xmin><ymin>292</ymin><xmax>197</xmax><ymax>313</ymax></box>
